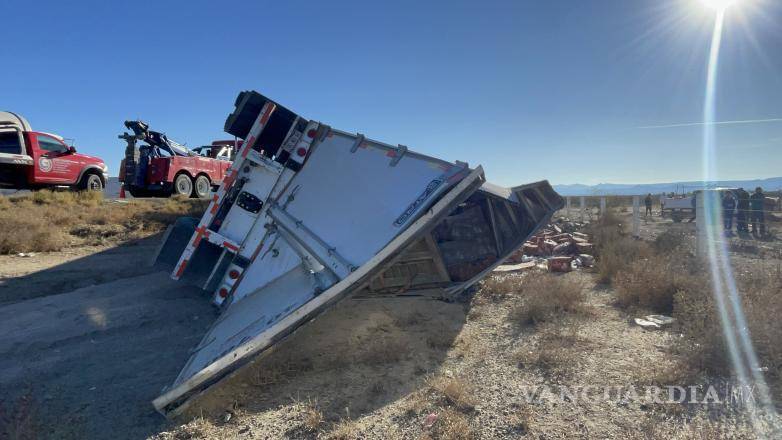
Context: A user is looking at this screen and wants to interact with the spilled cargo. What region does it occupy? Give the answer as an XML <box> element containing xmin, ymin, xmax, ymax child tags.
<box><xmin>152</xmin><ymin>91</ymin><xmax>564</xmax><ymax>417</ymax></box>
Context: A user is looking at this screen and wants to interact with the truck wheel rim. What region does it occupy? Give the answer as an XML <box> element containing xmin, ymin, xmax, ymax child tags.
<box><xmin>177</xmin><ymin>178</ymin><xmax>191</xmax><ymax>194</ymax></box>
<box><xmin>89</xmin><ymin>176</ymin><xmax>101</xmax><ymax>190</ymax></box>
<box><xmin>197</xmin><ymin>179</ymin><xmax>209</xmax><ymax>195</ymax></box>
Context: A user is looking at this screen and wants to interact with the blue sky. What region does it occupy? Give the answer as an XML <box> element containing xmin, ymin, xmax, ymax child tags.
<box><xmin>1</xmin><ymin>0</ymin><xmax>780</xmax><ymax>186</ymax></box>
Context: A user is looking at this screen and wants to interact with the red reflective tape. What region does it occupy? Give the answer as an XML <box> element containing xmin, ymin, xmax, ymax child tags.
<box><xmin>223</xmin><ymin>172</ymin><xmax>236</xmax><ymax>187</ymax></box>
<box><xmin>175</xmin><ymin>259</ymin><xmax>188</xmax><ymax>277</ymax></box>
<box><xmin>210</xmin><ymin>201</ymin><xmax>219</xmax><ymax>214</ymax></box>
<box><xmin>386</xmin><ymin>150</ymin><xmax>396</xmax><ymax>158</ymax></box>
<box><xmin>223</xmin><ymin>241</ymin><xmax>239</xmax><ymax>252</ymax></box>
<box><xmin>242</xmin><ymin>136</ymin><xmax>256</xmax><ymax>158</ymax></box>
<box><xmin>192</xmin><ymin>226</ymin><xmax>206</xmax><ymax>247</ymax></box>
<box><xmin>260</xmin><ymin>104</ymin><xmax>275</xmax><ymax>125</ymax></box>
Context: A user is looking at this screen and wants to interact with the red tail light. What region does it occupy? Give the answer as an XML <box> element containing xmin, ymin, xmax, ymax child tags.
<box><xmin>228</xmin><ymin>270</ymin><xmax>240</xmax><ymax>279</ymax></box>
<box><xmin>296</xmin><ymin>147</ymin><xmax>307</xmax><ymax>157</ymax></box>
<box><xmin>218</xmin><ymin>288</ymin><xmax>229</xmax><ymax>298</ymax></box>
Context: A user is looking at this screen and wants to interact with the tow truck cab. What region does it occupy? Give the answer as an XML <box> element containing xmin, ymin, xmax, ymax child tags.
<box><xmin>0</xmin><ymin>112</ymin><xmax>107</xmax><ymax>190</ymax></box>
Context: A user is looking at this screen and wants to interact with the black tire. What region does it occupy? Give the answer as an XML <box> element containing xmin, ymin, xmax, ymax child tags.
<box><xmin>78</xmin><ymin>173</ymin><xmax>104</xmax><ymax>192</ymax></box>
<box><xmin>173</xmin><ymin>174</ymin><xmax>193</xmax><ymax>197</ymax></box>
<box><xmin>193</xmin><ymin>175</ymin><xmax>211</xmax><ymax>199</ymax></box>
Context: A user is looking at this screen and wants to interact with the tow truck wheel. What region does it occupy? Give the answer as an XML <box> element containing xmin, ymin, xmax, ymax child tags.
<box><xmin>174</xmin><ymin>174</ymin><xmax>193</xmax><ymax>197</ymax></box>
<box><xmin>193</xmin><ymin>175</ymin><xmax>211</xmax><ymax>199</ymax></box>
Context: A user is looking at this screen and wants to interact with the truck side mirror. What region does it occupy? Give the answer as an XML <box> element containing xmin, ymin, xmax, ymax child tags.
<box><xmin>68</xmin><ymin>146</ymin><xmax>77</xmax><ymax>153</ymax></box>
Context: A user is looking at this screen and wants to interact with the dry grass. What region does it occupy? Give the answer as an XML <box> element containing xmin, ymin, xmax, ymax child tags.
<box><xmin>477</xmin><ymin>276</ymin><xmax>520</xmax><ymax>302</ymax></box>
<box><xmin>423</xmin><ymin>409</ymin><xmax>474</xmax><ymax>440</ymax></box>
<box><xmin>674</xmin><ymin>266</ymin><xmax>782</xmax><ymax>385</ymax></box>
<box><xmin>515</xmin><ymin>325</ymin><xmax>587</xmax><ymax>379</ymax></box>
<box><xmin>427</xmin><ymin>376</ymin><xmax>476</xmax><ymax>411</ymax></box>
<box><xmin>298</xmin><ymin>399</ymin><xmax>324</xmax><ymax>433</ymax></box>
<box><xmin>613</xmin><ymin>258</ymin><xmax>704</xmax><ymax>313</ymax></box>
<box><xmin>509</xmin><ymin>274</ymin><xmax>587</xmax><ymax>325</ymax></box>
<box><xmin>154</xmin><ymin>416</ymin><xmax>217</xmax><ymax>440</ymax></box>
<box><xmin>587</xmin><ymin>210</ymin><xmax>656</xmax><ymax>284</ymax></box>
<box><xmin>324</xmin><ymin>418</ymin><xmax>359</xmax><ymax>440</ymax></box>
<box><xmin>0</xmin><ymin>191</ymin><xmax>207</xmax><ymax>254</ymax></box>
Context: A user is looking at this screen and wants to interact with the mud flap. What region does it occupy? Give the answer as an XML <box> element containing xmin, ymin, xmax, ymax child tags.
<box><xmin>153</xmin><ymin>217</ymin><xmax>226</xmax><ymax>289</ymax></box>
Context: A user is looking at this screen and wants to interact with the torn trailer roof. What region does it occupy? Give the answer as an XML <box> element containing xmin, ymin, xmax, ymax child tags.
<box><xmin>152</xmin><ymin>91</ymin><xmax>564</xmax><ymax>417</ymax></box>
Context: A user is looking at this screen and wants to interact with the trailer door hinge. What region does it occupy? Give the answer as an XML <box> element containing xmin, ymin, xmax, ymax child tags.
<box><xmin>390</xmin><ymin>145</ymin><xmax>407</xmax><ymax>167</ymax></box>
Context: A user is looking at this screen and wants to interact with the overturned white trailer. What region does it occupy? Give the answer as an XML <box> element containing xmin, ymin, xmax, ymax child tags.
<box><xmin>153</xmin><ymin>91</ymin><xmax>563</xmax><ymax>417</ymax></box>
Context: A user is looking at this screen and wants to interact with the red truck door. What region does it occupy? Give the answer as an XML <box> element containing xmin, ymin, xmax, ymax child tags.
<box><xmin>30</xmin><ymin>133</ymin><xmax>80</xmax><ymax>184</ymax></box>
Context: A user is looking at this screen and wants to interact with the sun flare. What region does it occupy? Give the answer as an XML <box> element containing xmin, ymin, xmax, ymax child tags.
<box><xmin>698</xmin><ymin>0</ymin><xmax>741</xmax><ymax>11</ymax></box>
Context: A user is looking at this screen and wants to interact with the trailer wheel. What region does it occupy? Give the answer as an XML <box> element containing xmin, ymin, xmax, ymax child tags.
<box><xmin>193</xmin><ymin>175</ymin><xmax>211</xmax><ymax>199</ymax></box>
<box><xmin>174</xmin><ymin>174</ymin><xmax>193</xmax><ymax>197</ymax></box>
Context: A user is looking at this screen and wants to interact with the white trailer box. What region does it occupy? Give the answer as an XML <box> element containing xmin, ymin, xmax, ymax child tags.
<box><xmin>153</xmin><ymin>91</ymin><xmax>564</xmax><ymax>416</ymax></box>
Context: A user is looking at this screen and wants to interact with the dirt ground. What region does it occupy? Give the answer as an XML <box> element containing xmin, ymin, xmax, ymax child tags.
<box><xmin>146</xmin><ymin>209</ymin><xmax>779</xmax><ymax>439</ymax></box>
<box><xmin>1</xmin><ymin>206</ymin><xmax>779</xmax><ymax>439</ymax></box>
<box><xmin>0</xmin><ymin>235</ymin><xmax>217</xmax><ymax>439</ymax></box>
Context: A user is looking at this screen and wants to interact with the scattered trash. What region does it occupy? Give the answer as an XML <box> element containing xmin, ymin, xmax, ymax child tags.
<box><xmin>548</xmin><ymin>256</ymin><xmax>573</xmax><ymax>272</ymax></box>
<box><xmin>16</xmin><ymin>252</ymin><xmax>35</xmax><ymax>258</ymax></box>
<box><xmin>504</xmin><ymin>217</ymin><xmax>594</xmax><ymax>273</ymax></box>
<box><xmin>633</xmin><ymin>317</ymin><xmax>661</xmax><ymax>330</ymax></box>
<box><xmin>645</xmin><ymin>315</ymin><xmax>674</xmax><ymax>326</ymax></box>
<box><xmin>493</xmin><ymin>261</ymin><xmax>537</xmax><ymax>273</ymax></box>
<box><xmin>423</xmin><ymin>412</ymin><xmax>438</xmax><ymax>429</ymax></box>
<box><xmin>576</xmin><ymin>254</ymin><xmax>595</xmax><ymax>267</ymax></box>
<box><xmin>633</xmin><ymin>315</ymin><xmax>674</xmax><ymax>330</ymax></box>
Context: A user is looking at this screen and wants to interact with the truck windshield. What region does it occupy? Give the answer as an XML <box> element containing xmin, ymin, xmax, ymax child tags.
<box><xmin>0</xmin><ymin>131</ymin><xmax>22</xmax><ymax>154</ymax></box>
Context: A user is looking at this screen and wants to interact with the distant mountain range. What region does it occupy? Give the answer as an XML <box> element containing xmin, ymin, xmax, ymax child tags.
<box><xmin>553</xmin><ymin>177</ymin><xmax>782</xmax><ymax>196</ymax></box>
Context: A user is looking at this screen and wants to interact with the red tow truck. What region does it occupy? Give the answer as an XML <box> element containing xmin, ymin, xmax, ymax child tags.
<box><xmin>118</xmin><ymin>121</ymin><xmax>235</xmax><ymax>198</ymax></box>
<box><xmin>0</xmin><ymin>111</ymin><xmax>107</xmax><ymax>191</ymax></box>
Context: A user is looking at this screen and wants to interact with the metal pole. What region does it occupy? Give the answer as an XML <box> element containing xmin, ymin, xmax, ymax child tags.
<box><xmin>580</xmin><ymin>196</ymin><xmax>586</xmax><ymax>221</ymax></box>
<box><xmin>632</xmin><ymin>196</ymin><xmax>640</xmax><ymax>238</ymax></box>
<box><xmin>600</xmin><ymin>197</ymin><xmax>606</xmax><ymax>217</ymax></box>
<box><xmin>566</xmin><ymin>197</ymin><xmax>571</xmax><ymax>218</ymax></box>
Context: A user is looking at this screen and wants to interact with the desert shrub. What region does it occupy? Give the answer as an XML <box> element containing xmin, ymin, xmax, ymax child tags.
<box><xmin>586</xmin><ymin>212</ymin><xmax>655</xmax><ymax>284</ymax></box>
<box><xmin>298</xmin><ymin>399</ymin><xmax>324</xmax><ymax>433</ymax></box>
<box><xmin>478</xmin><ymin>275</ymin><xmax>520</xmax><ymax>301</ymax></box>
<box><xmin>595</xmin><ymin>236</ymin><xmax>653</xmax><ymax>284</ymax></box>
<box><xmin>613</xmin><ymin>258</ymin><xmax>703</xmax><ymax>313</ymax></box>
<box><xmin>0</xmin><ymin>213</ymin><xmax>68</xmax><ymax>254</ymax></box>
<box><xmin>674</xmin><ymin>267</ymin><xmax>782</xmax><ymax>385</ymax></box>
<box><xmin>427</xmin><ymin>376</ymin><xmax>476</xmax><ymax>411</ymax></box>
<box><xmin>509</xmin><ymin>274</ymin><xmax>586</xmax><ymax>325</ymax></box>
<box><xmin>652</xmin><ymin>229</ymin><xmax>688</xmax><ymax>254</ymax></box>
<box><xmin>325</xmin><ymin>419</ymin><xmax>359</xmax><ymax>440</ymax></box>
<box><xmin>0</xmin><ymin>191</ymin><xmax>208</xmax><ymax>253</ymax></box>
